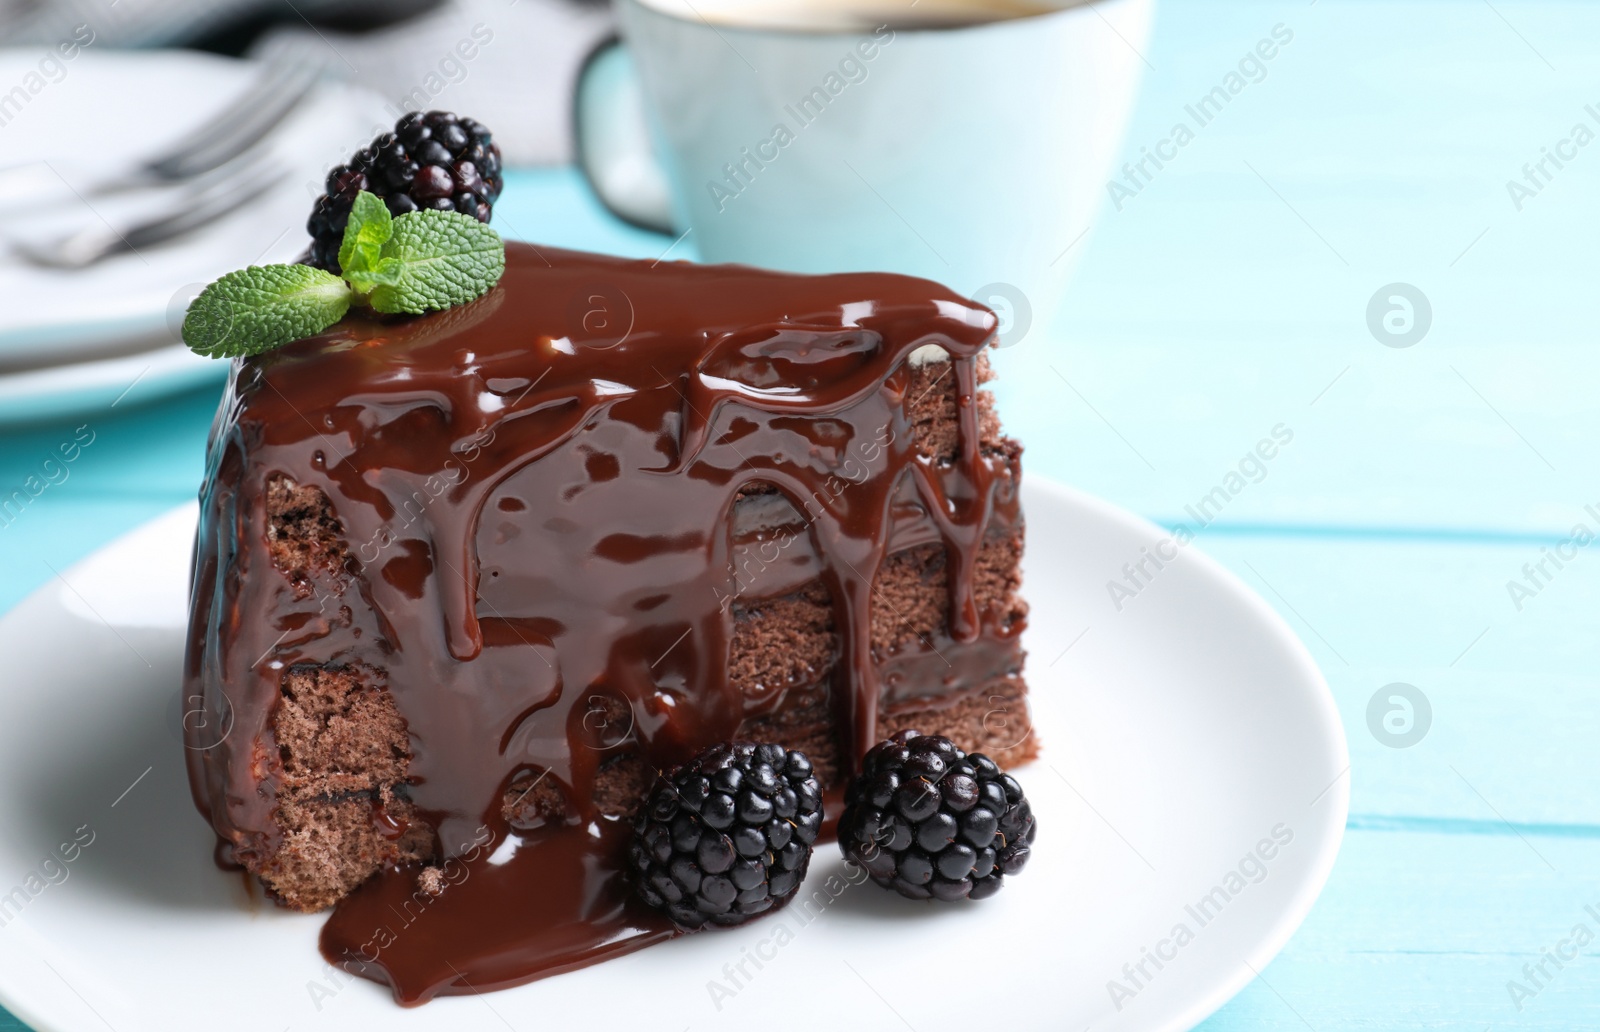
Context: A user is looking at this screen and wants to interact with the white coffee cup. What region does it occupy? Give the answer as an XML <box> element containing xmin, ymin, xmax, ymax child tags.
<box><xmin>575</xmin><ymin>0</ymin><xmax>1153</xmax><ymax>331</ymax></box>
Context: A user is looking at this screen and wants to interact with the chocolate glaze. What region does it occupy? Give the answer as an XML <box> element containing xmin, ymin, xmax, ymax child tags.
<box><xmin>182</xmin><ymin>243</ymin><xmax>1023</xmax><ymax>1004</ymax></box>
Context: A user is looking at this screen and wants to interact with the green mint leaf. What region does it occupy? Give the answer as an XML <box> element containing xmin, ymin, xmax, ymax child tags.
<box><xmin>347</xmin><ymin>254</ymin><xmax>405</xmax><ymax>297</ymax></box>
<box><xmin>337</xmin><ymin>190</ymin><xmax>393</xmax><ymax>280</ymax></box>
<box><xmin>181</xmin><ymin>265</ymin><xmax>352</xmax><ymax>359</ymax></box>
<box><xmin>365</xmin><ymin>208</ymin><xmax>505</xmax><ymax>315</ymax></box>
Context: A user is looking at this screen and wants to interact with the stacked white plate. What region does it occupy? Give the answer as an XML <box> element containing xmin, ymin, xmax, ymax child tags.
<box><xmin>0</xmin><ymin>49</ymin><xmax>393</xmax><ymax>421</ymax></box>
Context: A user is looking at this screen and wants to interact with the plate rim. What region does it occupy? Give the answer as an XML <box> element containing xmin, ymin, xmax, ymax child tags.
<box><xmin>1025</xmin><ymin>478</ymin><xmax>1350</xmax><ymax>1030</ymax></box>
<box><xmin>0</xmin><ymin>343</ymin><xmax>225</xmax><ymax>426</ymax></box>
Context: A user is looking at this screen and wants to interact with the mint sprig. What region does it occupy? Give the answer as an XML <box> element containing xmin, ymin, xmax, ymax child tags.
<box><xmin>363</xmin><ymin>208</ymin><xmax>505</xmax><ymax>314</ymax></box>
<box><xmin>182</xmin><ymin>265</ymin><xmax>351</xmax><ymax>359</ymax></box>
<box><xmin>181</xmin><ymin>191</ymin><xmax>505</xmax><ymax>359</ymax></box>
<box><xmin>337</xmin><ymin>190</ymin><xmax>392</xmax><ymax>282</ymax></box>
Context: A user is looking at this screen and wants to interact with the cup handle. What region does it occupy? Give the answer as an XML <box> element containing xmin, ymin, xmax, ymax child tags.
<box><xmin>573</xmin><ymin>37</ymin><xmax>679</xmax><ymax>235</ymax></box>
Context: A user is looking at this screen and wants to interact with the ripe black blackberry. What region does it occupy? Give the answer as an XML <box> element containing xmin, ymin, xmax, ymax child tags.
<box><xmin>628</xmin><ymin>741</ymin><xmax>823</xmax><ymax>930</ymax></box>
<box><xmin>306</xmin><ymin>110</ymin><xmax>504</xmax><ymax>272</ymax></box>
<box><xmin>839</xmin><ymin>730</ymin><xmax>1036</xmax><ymax>901</ymax></box>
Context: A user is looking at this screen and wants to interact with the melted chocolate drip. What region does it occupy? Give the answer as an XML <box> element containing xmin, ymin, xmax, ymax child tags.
<box><xmin>182</xmin><ymin>244</ymin><xmax>1021</xmax><ymax>1004</ymax></box>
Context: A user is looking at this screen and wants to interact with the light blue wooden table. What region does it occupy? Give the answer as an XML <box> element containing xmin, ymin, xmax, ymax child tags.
<box><xmin>2</xmin><ymin>1</ymin><xmax>1597</xmax><ymax>1027</ymax></box>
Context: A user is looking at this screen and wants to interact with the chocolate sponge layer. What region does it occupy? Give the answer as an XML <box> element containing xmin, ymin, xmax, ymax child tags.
<box><xmin>249</xmin><ymin>664</ymin><xmax>432</xmax><ymax>912</ymax></box>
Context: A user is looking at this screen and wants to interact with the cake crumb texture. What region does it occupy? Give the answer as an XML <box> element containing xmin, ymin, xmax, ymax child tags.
<box><xmin>593</xmin><ymin>753</ymin><xmax>652</xmax><ymax>818</ymax></box>
<box><xmin>265</xmin><ymin>473</ymin><xmax>349</xmax><ymax>597</ymax></box>
<box><xmin>254</xmin><ymin>665</ymin><xmax>432</xmax><ymax>912</ymax></box>
<box><xmin>502</xmin><ymin>767</ymin><xmax>571</xmax><ymax>829</ymax></box>
<box><xmin>729</xmin><ymin>583</ymin><xmax>839</xmax><ymax>700</ymax></box>
<box><xmin>905</xmin><ymin>353</ymin><xmax>1004</xmax><ymax>462</ymax></box>
<box><xmin>739</xmin><ymin>677</ymin><xmax>1037</xmax><ymax>788</ymax></box>
<box><xmin>870</xmin><ymin>536</ymin><xmax>1027</xmax><ymax>655</ymax></box>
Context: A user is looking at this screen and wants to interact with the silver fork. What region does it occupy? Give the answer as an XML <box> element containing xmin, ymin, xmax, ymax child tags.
<box><xmin>132</xmin><ymin>59</ymin><xmax>324</xmax><ymax>185</ymax></box>
<box><xmin>0</xmin><ymin>58</ymin><xmax>322</xmax><ymax>205</ymax></box>
<box><xmin>10</xmin><ymin>156</ymin><xmax>290</xmax><ymax>269</ymax></box>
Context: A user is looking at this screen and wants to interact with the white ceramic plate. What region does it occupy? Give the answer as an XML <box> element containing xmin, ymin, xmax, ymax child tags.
<box><xmin>0</xmin><ymin>342</ymin><xmax>222</xmax><ymax>425</ymax></box>
<box><xmin>0</xmin><ymin>479</ymin><xmax>1346</xmax><ymax>1032</ymax></box>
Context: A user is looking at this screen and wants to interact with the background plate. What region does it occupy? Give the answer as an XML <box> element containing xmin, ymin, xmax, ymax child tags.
<box><xmin>0</xmin><ymin>49</ymin><xmax>390</xmax><ymax>364</ymax></box>
<box><xmin>0</xmin><ymin>49</ymin><xmax>391</xmax><ymax>424</ymax></box>
<box><xmin>0</xmin><ymin>478</ymin><xmax>1346</xmax><ymax>1031</ymax></box>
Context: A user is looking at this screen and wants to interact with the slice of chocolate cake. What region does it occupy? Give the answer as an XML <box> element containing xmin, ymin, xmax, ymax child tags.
<box><xmin>183</xmin><ymin>241</ymin><xmax>1031</xmax><ymax>1003</ymax></box>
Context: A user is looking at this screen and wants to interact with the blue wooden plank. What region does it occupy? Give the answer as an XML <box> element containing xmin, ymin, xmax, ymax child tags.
<box><xmin>0</xmin><ymin>384</ymin><xmax>217</xmax><ymax>614</ymax></box>
<box><xmin>1193</xmin><ymin>532</ymin><xmax>1600</xmax><ymax>827</ymax></box>
<box><xmin>989</xmin><ymin>339</ymin><xmax>1599</xmax><ymax>538</ymax></box>
<box><xmin>1200</xmin><ymin>827</ymin><xmax>1600</xmax><ymax>1030</ymax></box>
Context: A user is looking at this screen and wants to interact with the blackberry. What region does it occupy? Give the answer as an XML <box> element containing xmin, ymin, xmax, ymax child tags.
<box><xmin>628</xmin><ymin>741</ymin><xmax>823</xmax><ymax>930</ymax></box>
<box><xmin>839</xmin><ymin>730</ymin><xmax>1036</xmax><ymax>901</ymax></box>
<box><xmin>306</xmin><ymin>110</ymin><xmax>504</xmax><ymax>273</ymax></box>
